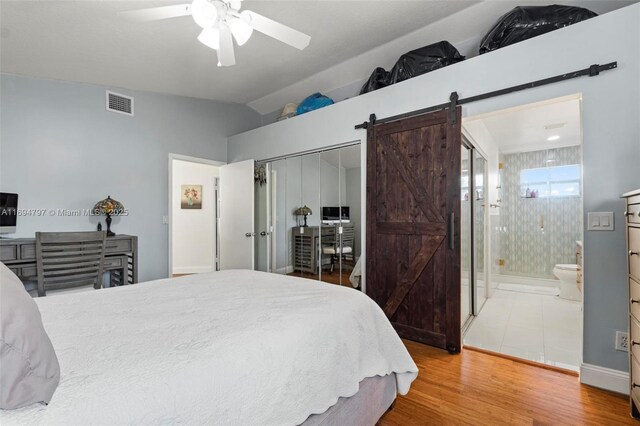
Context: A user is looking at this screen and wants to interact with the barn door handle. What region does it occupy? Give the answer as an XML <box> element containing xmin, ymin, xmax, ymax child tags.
<box><xmin>448</xmin><ymin>212</ymin><xmax>455</xmax><ymax>249</ymax></box>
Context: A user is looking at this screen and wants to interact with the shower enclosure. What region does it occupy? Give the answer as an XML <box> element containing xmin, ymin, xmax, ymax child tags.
<box><xmin>494</xmin><ymin>146</ymin><xmax>582</xmax><ymax>287</ymax></box>
<box><xmin>461</xmin><ymin>140</ymin><xmax>488</xmax><ymax>328</ymax></box>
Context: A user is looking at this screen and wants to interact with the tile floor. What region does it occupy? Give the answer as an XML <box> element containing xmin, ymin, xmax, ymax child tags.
<box><xmin>463</xmin><ymin>288</ymin><xmax>582</xmax><ymax>371</ymax></box>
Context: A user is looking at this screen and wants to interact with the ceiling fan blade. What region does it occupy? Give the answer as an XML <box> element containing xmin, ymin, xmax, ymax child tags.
<box><xmin>218</xmin><ymin>23</ymin><xmax>236</xmax><ymax>67</ymax></box>
<box><xmin>198</xmin><ymin>26</ymin><xmax>220</xmax><ymax>50</ymax></box>
<box><xmin>242</xmin><ymin>10</ymin><xmax>310</xmax><ymax>50</ymax></box>
<box><xmin>120</xmin><ymin>4</ymin><xmax>192</xmax><ymax>22</ymax></box>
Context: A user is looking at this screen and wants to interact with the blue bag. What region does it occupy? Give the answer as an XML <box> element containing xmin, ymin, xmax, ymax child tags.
<box><xmin>296</xmin><ymin>93</ymin><xmax>334</xmax><ymax>115</ymax></box>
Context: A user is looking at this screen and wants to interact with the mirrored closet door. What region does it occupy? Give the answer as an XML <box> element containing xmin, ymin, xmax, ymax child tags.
<box><xmin>254</xmin><ymin>143</ymin><xmax>361</xmax><ymax>288</ymax></box>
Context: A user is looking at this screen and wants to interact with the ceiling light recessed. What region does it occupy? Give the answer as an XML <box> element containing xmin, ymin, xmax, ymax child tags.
<box><xmin>547</xmin><ymin>135</ymin><xmax>560</xmax><ymax>141</ymax></box>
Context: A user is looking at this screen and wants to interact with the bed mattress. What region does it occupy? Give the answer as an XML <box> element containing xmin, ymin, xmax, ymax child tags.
<box><xmin>0</xmin><ymin>270</ymin><xmax>417</xmax><ymax>425</ymax></box>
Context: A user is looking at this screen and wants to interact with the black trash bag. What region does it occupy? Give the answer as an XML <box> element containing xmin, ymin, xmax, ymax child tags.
<box><xmin>479</xmin><ymin>5</ymin><xmax>597</xmax><ymax>54</ymax></box>
<box><xmin>389</xmin><ymin>41</ymin><xmax>465</xmax><ymax>85</ymax></box>
<box><xmin>360</xmin><ymin>67</ymin><xmax>392</xmax><ymax>95</ymax></box>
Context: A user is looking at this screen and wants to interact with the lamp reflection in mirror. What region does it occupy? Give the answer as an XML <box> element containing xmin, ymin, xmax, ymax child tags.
<box><xmin>295</xmin><ymin>206</ymin><xmax>312</xmax><ymax>227</ymax></box>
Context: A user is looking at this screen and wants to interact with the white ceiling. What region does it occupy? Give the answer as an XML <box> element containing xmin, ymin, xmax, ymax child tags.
<box><xmin>464</xmin><ymin>96</ymin><xmax>582</xmax><ymax>154</ymax></box>
<box><xmin>0</xmin><ymin>0</ymin><xmax>635</xmax><ymax>115</ymax></box>
<box><xmin>0</xmin><ymin>0</ymin><xmax>478</xmax><ymax>105</ymax></box>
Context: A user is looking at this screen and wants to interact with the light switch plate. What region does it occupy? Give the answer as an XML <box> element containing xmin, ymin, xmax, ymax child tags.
<box><xmin>587</xmin><ymin>212</ymin><xmax>614</xmax><ymax>231</ymax></box>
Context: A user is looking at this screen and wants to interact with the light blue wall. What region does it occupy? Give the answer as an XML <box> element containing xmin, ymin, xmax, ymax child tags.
<box><xmin>0</xmin><ymin>74</ymin><xmax>260</xmax><ymax>282</ymax></box>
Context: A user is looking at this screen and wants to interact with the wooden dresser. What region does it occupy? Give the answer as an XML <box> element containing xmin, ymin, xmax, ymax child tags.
<box><xmin>624</xmin><ymin>189</ymin><xmax>640</xmax><ymax>418</ymax></box>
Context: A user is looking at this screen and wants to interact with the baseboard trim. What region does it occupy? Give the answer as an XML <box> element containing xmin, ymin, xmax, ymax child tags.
<box><xmin>580</xmin><ymin>363</ymin><xmax>629</xmax><ymax>395</ymax></box>
<box><xmin>464</xmin><ymin>345</ymin><xmax>578</xmax><ymax>376</ymax></box>
<box><xmin>172</xmin><ymin>266</ymin><xmax>213</xmax><ymax>274</ymax></box>
<box><xmin>275</xmin><ymin>266</ymin><xmax>294</xmax><ymax>275</ymax></box>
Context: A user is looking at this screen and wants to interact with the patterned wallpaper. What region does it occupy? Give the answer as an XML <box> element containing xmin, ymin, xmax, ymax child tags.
<box><xmin>497</xmin><ymin>146</ymin><xmax>583</xmax><ymax>278</ymax></box>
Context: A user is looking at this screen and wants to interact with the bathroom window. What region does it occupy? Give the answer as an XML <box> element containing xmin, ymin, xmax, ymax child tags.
<box><xmin>520</xmin><ymin>164</ymin><xmax>581</xmax><ymax>198</ymax></box>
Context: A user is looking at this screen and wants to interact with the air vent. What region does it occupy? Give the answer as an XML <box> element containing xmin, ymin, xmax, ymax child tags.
<box><xmin>106</xmin><ymin>90</ymin><xmax>134</xmax><ymax>116</ymax></box>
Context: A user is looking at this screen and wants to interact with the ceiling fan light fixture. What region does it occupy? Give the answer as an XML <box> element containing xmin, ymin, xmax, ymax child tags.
<box><xmin>198</xmin><ymin>26</ymin><xmax>220</xmax><ymax>50</ymax></box>
<box><xmin>192</xmin><ymin>0</ymin><xmax>218</xmax><ymax>29</ymax></box>
<box><xmin>229</xmin><ymin>14</ymin><xmax>253</xmax><ymax>46</ymax></box>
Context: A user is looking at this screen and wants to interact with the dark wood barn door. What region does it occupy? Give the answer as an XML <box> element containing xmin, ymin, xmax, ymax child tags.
<box><xmin>366</xmin><ymin>108</ymin><xmax>461</xmax><ymax>353</ymax></box>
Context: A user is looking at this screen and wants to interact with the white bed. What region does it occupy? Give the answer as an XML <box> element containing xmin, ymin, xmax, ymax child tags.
<box><xmin>0</xmin><ymin>270</ymin><xmax>418</xmax><ymax>425</ymax></box>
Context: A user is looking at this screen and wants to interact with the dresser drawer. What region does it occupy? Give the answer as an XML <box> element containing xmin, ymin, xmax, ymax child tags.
<box><xmin>632</xmin><ymin>316</ymin><xmax>640</xmax><ymax>360</ymax></box>
<box><xmin>630</xmin><ymin>227</ymin><xmax>640</xmax><ymax>280</ymax></box>
<box><xmin>629</xmin><ymin>194</ymin><xmax>640</xmax><ymax>206</ymax></box>
<box><xmin>20</xmin><ymin>244</ymin><xmax>36</xmax><ymax>260</ymax></box>
<box><xmin>104</xmin><ymin>256</ymin><xmax>126</xmax><ymax>269</ymax></box>
<box><xmin>627</xmin><ymin>203</ymin><xmax>640</xmax><ymax>224</ymax></box>
<box><xmin>105</xmin><ymin>238</ymin><xmax>133</xmax><ymax>254</ymax></box>
<box><xmin>21</xmin><ymin>266</ymin><xmax>37</xmax><ymax>278</ymax></box>
<box><xmin>633</xmin><ymin>355</ymin><xmax>640</xmax><ymax>401</ymax></box>
<box><xmin>0</xmin><ymin>244</ymin><xmax>18</xmax><ymax>261</ymax></box>
<box><xmin>630</xmin><ymin>278</ymin><xmax>640</xmax><ymax>320</ymax></box>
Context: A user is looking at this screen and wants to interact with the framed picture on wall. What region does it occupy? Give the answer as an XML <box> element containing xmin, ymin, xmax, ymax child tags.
<box><xmin>181</xmin><ymin>185</ymin><xmax>202</xmax><ymax>209</ymax></box>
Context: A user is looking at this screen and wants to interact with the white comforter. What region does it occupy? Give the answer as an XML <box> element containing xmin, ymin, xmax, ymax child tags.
<box><xmin>1</xmin><ymin>270</ymin><xmax>418</xmax><ymax>425</ymax></box>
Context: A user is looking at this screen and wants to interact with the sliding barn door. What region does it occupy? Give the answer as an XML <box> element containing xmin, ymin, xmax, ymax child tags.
<box><xmin>366</xmin><ymin>108</ymin><xmax>461</xmax><ymax>353</ymax></box>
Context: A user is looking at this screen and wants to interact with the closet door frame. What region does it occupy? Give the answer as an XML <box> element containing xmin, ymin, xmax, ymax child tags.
<box><xmin>258</xmin><ymin>142</ymin><xmax>364</xmax><ymax>286</ymax></box>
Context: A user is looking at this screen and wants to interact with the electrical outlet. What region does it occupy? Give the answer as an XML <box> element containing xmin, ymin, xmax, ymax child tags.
<box><xmin>616</xmin><ymin>331</ymin><xmax>629</xmax><ymax>351</ymax></box>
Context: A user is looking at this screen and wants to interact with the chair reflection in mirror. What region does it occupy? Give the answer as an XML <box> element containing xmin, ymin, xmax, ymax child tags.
<box><xmin>321</xmin><ymin>224</ymin><xmax>355</xmax><ymax>274</ymax></box>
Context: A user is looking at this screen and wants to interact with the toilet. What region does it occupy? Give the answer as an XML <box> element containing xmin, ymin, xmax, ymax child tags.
<box><xmin>553</xmin><ymin>264</ymin><xmax>581</xmax><ymax>301</ymax></box>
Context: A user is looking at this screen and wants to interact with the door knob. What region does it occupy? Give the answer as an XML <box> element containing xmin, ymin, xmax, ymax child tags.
<box><xmin>260</xmin><ymin>231</ymin><xmax>267</xmax><ymax>236</ymax></box>
<box><xmin>245</xmin><ymin>232</ymin><xmax>254</xmax><ymax>237</ymax></box>
<box><xmin>631</xmin><ymin>298</ymin><xmax>640</xmax><ymax>304</ymax></box>
<box><xmin>631</xmin><ymin>251</ymin><xmax>639</xmax><ymax>257</ymax></box>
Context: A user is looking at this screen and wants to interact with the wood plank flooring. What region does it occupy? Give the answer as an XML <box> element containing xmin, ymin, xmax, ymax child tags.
<box><xmin>287</xmin><ymin>270</ymin><xmax>354</xmax><ymax>286</ymax></box>
<box><xmin>378</xmin><ymin>340</ymin><xmax>633</xmax><ymax>425</ymax></box>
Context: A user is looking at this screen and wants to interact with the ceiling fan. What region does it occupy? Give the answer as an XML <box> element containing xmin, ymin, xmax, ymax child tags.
<box><xmin>121</xmin><ymin>0</ymin><xmax>311</xmax><ymax>67</ymax></box>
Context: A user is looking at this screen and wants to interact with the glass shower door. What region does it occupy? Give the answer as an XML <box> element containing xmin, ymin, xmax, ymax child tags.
<box><xmin>461</xmin><ymin>144</ymin><xmax>473</xmax><ymax>327</ymax></box>
<box><xmin>473</xmin><ymin>151</ymin><xmax>488</xmax><ymax>314</ymax></box>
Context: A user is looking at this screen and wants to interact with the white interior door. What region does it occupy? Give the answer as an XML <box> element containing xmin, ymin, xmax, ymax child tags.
<box><xmin>219</xmin><ymin>159</ymin><xmax>255</xmax><ymax>270</ymax></box>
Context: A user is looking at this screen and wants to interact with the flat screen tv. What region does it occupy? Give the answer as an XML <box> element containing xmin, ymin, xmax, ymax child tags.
<box><xmin>322</xmin><ymin>206</ymin><xmax>350</xmax><ymax>223</ymax></box>
<box><xmin>0</xmin><ymin>192</ymin><xmax>18</xmax><ymax>234</ymax></box>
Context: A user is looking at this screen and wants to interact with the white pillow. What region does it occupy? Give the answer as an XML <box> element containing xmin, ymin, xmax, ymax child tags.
<box><xmin>0</xmin><ymin>262</ymin><xmax>60</xmax><ymax>409</ymax></box>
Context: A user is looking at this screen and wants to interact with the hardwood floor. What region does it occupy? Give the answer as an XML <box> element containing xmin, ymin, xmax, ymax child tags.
<box><xmin>378</xmin><ymin>340</ymin><xmax>633</xmax><ymax>425</ymax></box>
<box><xmin>287</xmin><ymin>269</ymin><xmax>355</xmax><ymax>286</ymax></box>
